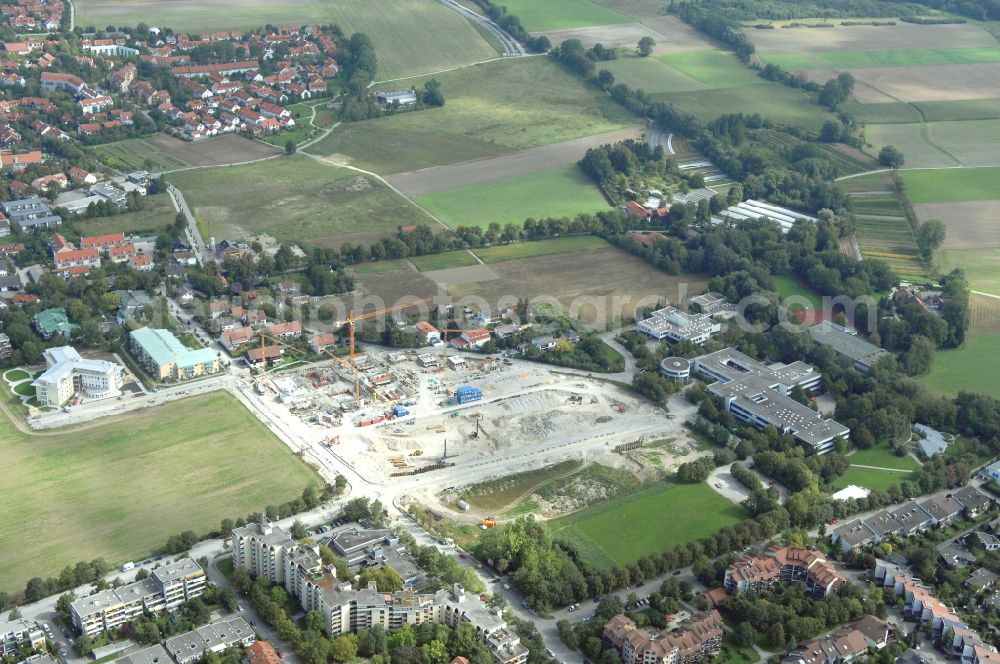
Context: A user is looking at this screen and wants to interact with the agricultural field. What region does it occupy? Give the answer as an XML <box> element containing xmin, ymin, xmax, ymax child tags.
<box><xmin>832</xmin><ymin>466</ymin><xmax>912</xmax><ymax>492</ymax></box>
<box><xmin>73</xmin><ymin>194</ymin><xmax>178</xmax><ymax>236</ymax></box>
<box><xmin>770</xmin><ymin>47</ymin><xmax>1000</xmax><ymax>70</ymax></box>
<box><xmin>0</xmin><ymin>391</ymin><xmax>319</xmax><ymax>596</ymax></box>
<box><xmin>658</xmin><ymin>50</ymin><xmax>761</xmax><ymax>88</ymax></box>
<box><xmin>842</xmin><ymin>173</ymin><xmax>927</xmax><ymax>279</ymax></box>
<box><xmin>748</xmin><ymin>22</ymin><xmax>998</xmax><ymax>56</ymax></box>
<box><xmin>350</xmin><ymin>259</ymin><xmax>410</xmax><ymax>274</ymax></box>
<box><xmin>474</xmin><ymin>236</ymin><xmax>611</xmax><ymax>263</ymax></box>
<box><xmin>415</xmin><ymin>165</ymin><xmax>610</xmax><ymax>229</ymax></box>
<box><xmin>594</xmin><ymin>55</ymin><xmax>709</xmax><ymax>94</ymax></box>
<box><xmin>901</xmin><ymin>167</ymin><xmax>1000</xmax><ymax>203</ymax></box>
<box><xmin>355</xmin><ymin>245</ymin><xmax>708</xmax><ymax>327</ymax></box>
<box><xmin>499</xmin><ymin>0</ymin><xmax>630</xmax><ymax>31</ymax></box>
<box><xmin>408</xmin><ymin>251</ymin><xmax>479</xmax><ymax>272</ymax></box>
<box><xmin>867</xmin><ymin>119</ymin><xmax>1000</xmax><ymax>168</ymax></box>
<box><xmin>308</xmin><ymin>58</ymin><xmax>636</xmax><ymax>173</ymax></box>
<box><xmin>914</xmin><ymin>201</ymin><xmax>1000</xmax><ymax>250</ymax></box>
<box><xmin>937</xmin><ymin>248</ymin><xmax>1000</xmax><ymax>296</ymax></box>
<box><xmin>920</xmin><ymin>331</ymin><xmax>1000</xmax><ymax>399</ymax></box>
<box><xmin>92</xmin><ymin>134</ymin><xmax>279</xmax><ymax>171</ymax></box>
<box><xmin>651</xmin><ymin>84</ymin><xmax>831</xmax><ymax>132</ymax></box>
<box><xmin>546</xmin><ymin>481</ymin><xmax>747</xmax><ymax>569</ymax></box>
<box><xmin>76</xmin><ymin>0</ymin><xmax>497</xmax><ymax>80</ymax></box>
<box><xmin>170</xmin><ymin>155</ymin><xmax>428</xmax><ymax>249</ymax></box>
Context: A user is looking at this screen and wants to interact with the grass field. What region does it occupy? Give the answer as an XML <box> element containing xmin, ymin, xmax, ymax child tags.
<box><xmin>920</xmin><ymin>331</ymin><xmax>1000</xmax><ymax>399</ymax></box>
<box><xmin>547</xmin><ymin>481</ymin><xmax>747</xmax><ymax>569</ymax></box>
<box><xmin>473</xmin><ymin>236</ymin><xmax>610</xmax><ymax>262</ymax></box>
<box><xmin>92</xmin><ymin>138</ymin><xmax>190</xmax><ymax>171</ymax></box>
<box><xmin>658</xmin><ymin>50</ymin><xmax>761</xmax><ymax>88</ymax></box>
<box><xmin>415</xmin><ymin>165</ymin><xmax>610</xmax><ymax>229</ymax></box>
<box><xmin>170</xmin><ymin>155</ymin><xmax>427</xmax><ymax>248</ymax></box>
<box><xmin>790</xmin><ymin>47</ymin><xmax>1000</xmax><ymax>69</ymax></box>
<box><xmin>937</xmin><ymin>248</ymin><xmax>1000</xmax><ymax>296</ymax></box>
<box><xmin>772</xmin><ymin>274</ymin><xmax>824</xmax><ymax>311</ymax></box>
<box><xmin>849</xmin><ymin>99</ymin><xmax>1000</xmax><ymax>124</ymax></box>
<box><xmin>901</xmin><ymin>167</ymin><xmax>1000</xmax><ymax>203</ymax></box>
<box><xmin>74</xmin><ymin>194</ymin><xmax>177</xmax><ymax>236</ymax></box>
<box><xmin>652</xmin><ymin>84</ymin><xmax>831</xmax><ymax>131</ymax></box>
<box><xmin>849</xmin><ymin>442</ymin><xmax>920</xmax><ymax>470</ymax></box>
<box><xmin>597</xmin><ymin>55</ymin><xmax>710</xmax><ymax>94</ymax></box>
<box><xmin>0</xmin><ymin>391</ymin><xmax>318</xmax><ymax>596</ymax></box>
<box><xmin>760</xmin><ymin>52</ymin><xmax>824</xmax><ymax>70</ymax></box>
<box><xmin>309</xmin><ymin>58</ymin><xmax>635</xmax><ymax>173</ymax></box>
<box><xmin>832</xmin><ymin>466</ymin><xmax>912</xmax><ymax>492</ymax></box>
<box><xmin>499</xmin><ymin>0</ymin><xmax>630</xmax><ymax>30</ymax></box>
<box><xmin>351</xmin><ymin>259</ymin><xmax>410</xmax><ymax>274</ymax></box>
<box><xmin>76</xmin><ymin>0</ymin><xmax>496</xmax><ymax>80</ymax></box>
<box><xmin>409</xmin><ymin>251</ymin><xmax>478</xmax><ymax>271</ymax></box>
<box><xmin>260</xmin><ymin>100</ymin><xmax>326</xmax><ymax>148</ymax></box>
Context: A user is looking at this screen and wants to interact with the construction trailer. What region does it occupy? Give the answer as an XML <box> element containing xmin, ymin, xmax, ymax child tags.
<box><xmin>456</xmin><ymin>386</ymin><xmax>482</xmax><ymax>404</ymax></box>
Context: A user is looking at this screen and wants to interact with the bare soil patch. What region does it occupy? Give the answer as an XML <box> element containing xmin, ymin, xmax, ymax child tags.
<box><xmin>152</xmin><ymin>133</ymin><xmax>280</xmax><ymax>168</ymax></box>
<box><xmin>387</xmin><ymin>127</ymin><xmax>641</xmax><ymax>196</ymax></box>
<box><xmin>810</xmin><ymin>63</ymin><xmax>1000</xmax><ymax>103</ymax></box>
<box><xmin>750</xmin><ymin>22</ymin><xmax>997</xmax><ymax>54</ymax></box>
<box><xmin>914</xmin><ymin>200</ymin><xmax>1000</xmax><ymax>249</ymax></box>
<box><xmin>971</xmin><ymin>292</ymin><xmax>1000</xmax><ymax>333</ymax></box>
<box><xmin>537</xmin><ymin>22</ymin><xmax>662</xmax><ymax>48</ymax></box>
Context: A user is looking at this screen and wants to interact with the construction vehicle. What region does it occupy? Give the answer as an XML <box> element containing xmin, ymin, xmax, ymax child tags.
<box><xmin>480</xmin><ymin>518</ymin><xmax>496</xmax><ymax>528</ymax></box>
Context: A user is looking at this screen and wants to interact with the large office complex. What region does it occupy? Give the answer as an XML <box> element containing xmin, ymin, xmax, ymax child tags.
<box><xmin>637</xmin><ymin>293</ymin><xmax>735</xmax><ymax>344</ymax></box>
<box><xmin>129</xmin><ymin>328</ymin><xmax>220</xmax><ymax>381</ymax></box>
<box><xmin>31</xmin><ymin>346</ymin><xmax>124</xmax><ymax>405</ymax></box>
<box><xmin>231</xmin><ymin>522</ymin><xmax>528</xmax><ymax>664</ymax></box>
<box><xmin>71</xmin><ymin>558</ymin><xmax>206</xmax><ymax>636</ymax></box>
<box><xmin>692</xmin><ymin>348</ymin><xmax>849</xmax><ymax>454</ymax></box>
<box><xmin>808</xmin><ymin>321</ymin><xmax>889</xmax><ymax>373</ymax></box>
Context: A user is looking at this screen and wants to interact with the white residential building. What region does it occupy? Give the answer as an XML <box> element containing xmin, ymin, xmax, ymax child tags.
<box><xmin>32</xmin><ymin>346</ymin><xmax>124</xmax><ymax>405</ymax></box>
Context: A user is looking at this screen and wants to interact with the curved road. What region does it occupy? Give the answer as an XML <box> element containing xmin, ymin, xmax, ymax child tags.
<box><xmin>436</xmin><ymin>0</ymin><xmax>523</xmax><ymax>56</ymax></box>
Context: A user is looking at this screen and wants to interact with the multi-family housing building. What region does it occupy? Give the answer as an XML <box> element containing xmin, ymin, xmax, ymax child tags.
<box><xmin>71</xmin><ymin>558</ymin><xmax>206</xmax><ymax>636</ymax></box>
<box><xmin>1</xmin><ymin>198</ymin><xmax>62</xmax><ymax>230</ymax></box>
<box><xmin>724</xmin><ymin>547</ymin><xmax>847</xmax><ymax>598</ymax></box>
<box><xmin>231</xmin><ymin>522</ymin><xmax>527</xmax><ymax>663</ymax></box>
<box><xmin>163</xmin><ymin>617</ymin><xmax>255</xmax><ymax>664</ymax></box>
<box><xmin>129</xmin><ymin>327</ymin><xmax>221</xmax><ymax>381</ymax></box>
<box><xmin>832</xmin><ymin>488</ymin><xmax>992</xmax><ymax>551</ymax></box>
<box><xmin>31</xmin><ymin>345</ymin><xmax>124</xmax><ymax>405</ymax></box>
<box><xmin>782</xmin><ymin>616</ymin><xmax>889</xmax><ymax>664</ymax></box>
<box><xmin>603</xmin><ymin>611</ymin><xmax>724</xmax><ymax>664</ymax></box>
<box><xmin>692</xmin><ymin>348</ymin><xmax>849</xmax><ymax>454</ymax></box>
<box><xmin>0</xmin><ymin>617</ymin><xmax>45</xmax><ymax>656</ymax></box>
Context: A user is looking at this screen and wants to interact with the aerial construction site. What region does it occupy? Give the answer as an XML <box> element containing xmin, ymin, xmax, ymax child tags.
<box><xmin>240</xmin><ymin>348</ymin><xmax>690</xmax><ymax>490</ymax></box>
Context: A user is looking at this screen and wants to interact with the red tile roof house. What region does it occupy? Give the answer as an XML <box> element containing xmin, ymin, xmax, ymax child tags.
<box><xmin>415</xmin><ymin>320</ymin><xmax>441</xmax><ymax>345</ymax></box>
<box><xmin>460</xmin><ymin>327</ymin><xmax>491</xmax><ymax>348</ymax></box>
<box><xmin>53</xmin><ymin>246</ymin><xmax>100</xmax><ymax>273</ymax></box>
<box><xmin>221</xmin><ymin>325</ymin><xmax>255</xmax><ymax>351</ymax></box>
<box><xmin>82</xmin><ymin>232</ymin><xmax>128</xmax><ymax>253</ymax></box>
<box><xmin>129</xmin><ymin>253</ymin><xmax>153</xmax><ymax>271</ymax></box>
<box><xmin>245</xmin><ymin>344</ymin><xmax>283</xmax><ymax>368</ymax></box>
<box><xmin>267</xmin><ymin>320</ymin><xmax>301</xmax><ymax>340</ymax></box>
<box><xmin>108</xmin><ymin>243</ymin><xmax>136</xmax><ymax>262</ymax></box>
<box><xmin>310</xmin><ymin>332</ymin><xmax>336</xmax><ymax>353</ymax></box>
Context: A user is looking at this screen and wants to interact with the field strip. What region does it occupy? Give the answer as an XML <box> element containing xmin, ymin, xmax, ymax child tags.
<box><xmin>850</xmin><ymin>464</ymin><xmax>914</xmax><ymax>473</ymax></box>
<box><xmin>370</xmin><ymin>53</ymin><xmax>543</xmax><ymax>86</ymax></box>
<box><xmin>387</xmin><ymin>127</ymin><xmax>642</xmax><ymax>196</ymax></box>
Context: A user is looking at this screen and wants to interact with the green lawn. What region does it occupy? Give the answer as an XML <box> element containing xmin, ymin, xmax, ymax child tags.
<box><xmin>832</xmin><ymin>466</ymin><xmax>912</xmax><ymax>492</ymax></box>
<box><xmin>547</xmin><ymin>481</ymin><xmax>747</xmax><ymax>569</ymax></box>
<box><xmin>170</xmin><ymin>155</ymin><xmax>428</xmax><ymax>247</ymax></box>
<box><xmin>73</xmin><ymin>194</ymin><xmax>178</xmax><ymax>237</ymax></box>
<box><xmin>849</xmin><ymin>442</ymin><xmax>919</xmax><ymax>470</ymax></box>
<box><xmin>598</xmin><ymin>55</ymin><xmax>711</xmax><ymax>94</ymax></box>
<box><xmin>308</xmin><ymin>58</ymin><xmax>636</xmax><ymax>173</ymax></box>
<box><xmin>13</xmin><ymin>381</ymin><xmax>34</xmax><ymax>397</ymax></box>
<box><xmin>920</xmin><ymin>332</ymin><xmax>1000</xmax><ymax>399</ymax></box>
<box><xmin>92</xmin><ymin>138</ymin><xmax>190</xmax><ymax>172</ymax></box>
<box><xmin>409</xmin><ymin>250</ymin><xmax>479</xmax><ymax>271</ymax></box>
<box><xmin>0</xmin><ymin>391</ymin><xmax>319</xmax><ymax>596</ymax></box>
<box><xmin>416</xmin><ymin>165</ymin><xmax>610</xmax><ymax>229</ymax></box>
<box><xmin>901</xmin><ymin>167</ymin><xmax>1000</xmax><ymax>203</ymax></box>
<box><xmin>813</xmin><ymin>46</ymin><xmax>1000</xmax><ymax>69</ymax></box>
<box><xmin>498</xmin><ymin>0</ymin><xmax>630</xmax><ymax>30</ymax></box>
<box><xmin>772</xmin><ymin>274</ymin><xmax>824</xmax><ymax>311</ymax></box>
<box><xmin>936</xmin><ymin>248</ymin><xmax>1000</xmax><ymax>296</ymax></box>
<box><xmin>657</xmin><ymin>50</ymin><xmax>761</xmax><ymax>89</ymax></box>
<box><xmin>473</xmin><ymin>236</ymin><xmax>610</xmax><ymax>262</ymax></box>
<box><xmin>4</xmin><ymin>369</ymin><xmax>29</xmax><ymax>382</ymax></box>
<box><xmin>76</xmin><ymin>0</ymin><xmax>498</xmax><ymax>80</ymax></box>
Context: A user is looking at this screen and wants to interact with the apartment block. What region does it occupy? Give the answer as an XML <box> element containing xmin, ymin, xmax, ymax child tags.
<box><xmin>164</xmin><ymin>617</ymin><xmax>255</xmax><ymax>664</ymax></box>
<box><xmin>0</xmin><ymin>617</ymin><xmax>45</xmax><ymax>656</ymax></box>
<box><xmin>71</xmin><ymin>558</ymin><xmax>205</xmax><ymax>636</ymax></box>
<box><xmin>129</xmin><ymin>327</ymin><xmax>220</xmax><ymax>381</ymax></box>
<box><xmin>603</xmin><ymin>611</ymin><xmax>724</xmax><ymax>664</ymax></box>
<box><xmin>724</xmin><ymin>547</ymin><xmax>847</xmax><ymax>598</ymax></box>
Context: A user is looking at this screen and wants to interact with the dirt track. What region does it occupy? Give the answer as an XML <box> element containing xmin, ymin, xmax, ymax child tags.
<box><xmin>387</xmin><ymin>127</ymin><xmax>642</xmax><ymax>196</ymax></box>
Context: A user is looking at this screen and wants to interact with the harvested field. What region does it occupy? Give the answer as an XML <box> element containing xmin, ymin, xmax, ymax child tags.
<box><xmin>867</xmin><ymin>120</ymin><xmax>1000</xmax><ymax>168</ymax></box>
<box><xmin>914</xmin><ymin>201</ymin><xmax>1000</xmax><ymax>249</ymax></box>
<box><xmin>387</xmin><ymin>127</ymin><xmax>641</xmax><ymax>196</ymax></box>
<box><xmin>536</xmin><ymin>22</ymin><xmax>662</xmax><ymax>48</ymax></box>
<box><xmin>865</xmin><ymin>123</ymin><xmax>958</xmax><ymax>168</ymax></box>
<box><xmin>76</xmin><ymin>0</ymin><xmax>497</xmax><ymax>80</ymax></box>
<box><xmin>352</xmin><ymin>266</ymin><xmax>442</xmax><ymax>305</ymax></box>
<box><xmin>818</xmin><ymin>63</ymin><xmax>1000</xmax><ymax>103</ymax></box>
<box><xmin>415</xmin><ymin>165</ymin><xmax>610</xmax><ymax>229</ymax></box>
<box><xmin>749</xmin><ymin>22</ymin><xmax>997</xmax><ymax>54</ymax></box>
<box><xmin>94</xmin><ymin>134</ymin><xmax>279</xmax><ymax>172</ymax></box>
<box><xmin>448</xmin><ymin>248</ymin><xmax>708</xmax><ymax>327</ymax></box>
<box><xmin>971</xmin><ymin>292</ymin><xmax>1000</xmax><ymax>333</ymax></box>
<box><xmin>170</xmin><ymin>155</ymin><xmax>428</xmax><ymax>248</ymax></box>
